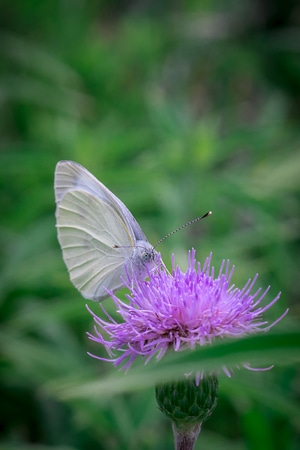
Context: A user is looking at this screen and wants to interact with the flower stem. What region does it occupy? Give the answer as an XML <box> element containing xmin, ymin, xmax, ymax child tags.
<box><xmin>172</xmin><ymin>422</ymin><xmax>202</xmax><ymax>450</ymax></box>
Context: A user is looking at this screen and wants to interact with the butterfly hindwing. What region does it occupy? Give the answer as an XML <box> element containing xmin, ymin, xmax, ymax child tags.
<box><xmin>56</xmin><ymin>189</ymin><xmax>134</xmax><ymax>300</ymax></box>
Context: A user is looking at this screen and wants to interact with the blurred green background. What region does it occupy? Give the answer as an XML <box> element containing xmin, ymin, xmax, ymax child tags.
<box><xmin>0</xmin><ymin>1</ymin><xmax>299</xmax><ymax>449</ymax></box>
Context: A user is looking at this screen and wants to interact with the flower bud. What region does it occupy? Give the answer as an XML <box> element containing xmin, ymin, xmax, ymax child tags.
<box><xmin>155</xmin><ymin>375</ymin><xmax>218</xmax><ymax>425</ymax></box>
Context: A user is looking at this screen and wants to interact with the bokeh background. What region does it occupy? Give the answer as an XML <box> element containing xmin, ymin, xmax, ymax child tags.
<box><xmin>0</xmin><ymin>1</ymin><xmax>299</xmax><ymax>449</ymax></box>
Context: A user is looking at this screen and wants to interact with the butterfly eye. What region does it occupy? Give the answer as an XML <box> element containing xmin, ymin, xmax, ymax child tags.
<box><xmin>142</xmin><ymin>252</ymin><xmax>152</xmax><ymax>262</ymax></box>
<box><xmin>141</xmin><ymin>249</ymin><xmax>157</xmax><ymax>264</ymax></box>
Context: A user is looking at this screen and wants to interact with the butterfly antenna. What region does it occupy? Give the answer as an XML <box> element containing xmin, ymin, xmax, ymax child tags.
<box><xmin>154</xmin><ymin>211</ymin><xmax>212</xmax><ymax>249</ymax></box>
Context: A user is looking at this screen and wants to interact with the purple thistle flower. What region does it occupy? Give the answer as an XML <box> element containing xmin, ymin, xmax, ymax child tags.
<box><xmin>87</xmin><ymin>249</ymin><xmax>288</xmax><ymax>375</ymax></box>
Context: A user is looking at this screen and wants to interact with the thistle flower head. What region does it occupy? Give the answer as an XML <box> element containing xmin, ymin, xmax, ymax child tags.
<box><xmin>87</xmin><ymin>250</ymin><xmax>288</xmax><ymax>375</ymax></box>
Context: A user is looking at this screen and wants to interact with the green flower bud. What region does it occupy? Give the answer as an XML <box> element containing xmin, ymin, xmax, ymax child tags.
<box><xmin>155</xmin><ymin>375</ymin><xmax>218</xmax><ymax>425</ymax></box>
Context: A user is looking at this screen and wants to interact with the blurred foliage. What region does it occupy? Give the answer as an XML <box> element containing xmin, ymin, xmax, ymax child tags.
<box><xmin>0</xmin><ymin>1</ymin><xmax>299</xmax><ymax>449</ymax></box>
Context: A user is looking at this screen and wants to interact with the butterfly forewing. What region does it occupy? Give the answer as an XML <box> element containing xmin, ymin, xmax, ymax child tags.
<box><xmin>55</xmin><ymin>161</ymin><xmax>147</xmax><ymax>242</ymax></box>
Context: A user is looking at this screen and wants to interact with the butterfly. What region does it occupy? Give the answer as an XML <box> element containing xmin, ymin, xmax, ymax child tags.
<box><xmin>54</xmin><ymin>161</ymin><xmax>158</xmax><ymax>301</ymax></box>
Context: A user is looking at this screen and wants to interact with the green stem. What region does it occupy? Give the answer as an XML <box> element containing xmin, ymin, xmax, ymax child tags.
<box><xmin>172</xmin><ymin>422</ymin><xmax>202</xmax><ymax>450</ymax></box>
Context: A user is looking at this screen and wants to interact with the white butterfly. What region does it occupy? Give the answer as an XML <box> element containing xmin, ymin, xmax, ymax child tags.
<box><xmin>54</xmin><ymin>161</ymin><xmax>158</xmax><ymax>301</ymax></box>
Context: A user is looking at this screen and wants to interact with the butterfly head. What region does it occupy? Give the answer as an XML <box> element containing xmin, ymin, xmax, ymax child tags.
<box><xmin>132</xmin><ymin>240</ymin><xmax>159</xmax><ymax>278</ymax></box>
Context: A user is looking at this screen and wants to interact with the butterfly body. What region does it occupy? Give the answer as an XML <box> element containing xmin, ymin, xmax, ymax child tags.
<box><xmin>54</xmin><ymin>161</ymin><xmax>158</xmax><ymax>301</ymax></box>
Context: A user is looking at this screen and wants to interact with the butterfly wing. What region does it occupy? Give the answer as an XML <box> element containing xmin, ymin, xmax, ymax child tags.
<box><xmin>56</xmin><ymin>188</ymin><xmax>135</xmax><ymax>300</ymax></box>
<box><xmin>55</xmin><ymin>160</ymin><xmax>158</xmax><ymax>301</ymax></box>
<box><xmin>55</xmin><ymin>160</ymin><xmax>147</xmax><ymax>242</ymax></box>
